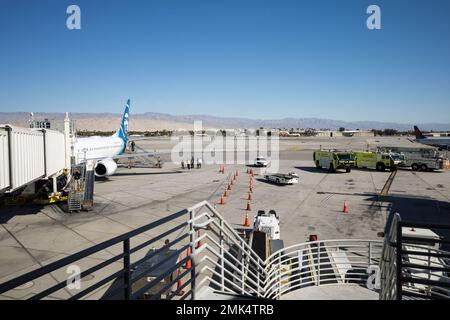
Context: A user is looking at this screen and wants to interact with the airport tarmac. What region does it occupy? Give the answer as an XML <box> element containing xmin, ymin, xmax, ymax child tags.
<box><xmin>1</xmin><ymin>136</ymin><xmax>449</xmax><ymax>299</ymax></box>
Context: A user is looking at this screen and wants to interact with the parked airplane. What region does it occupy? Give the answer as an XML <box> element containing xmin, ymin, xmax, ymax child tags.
<box><xmin>73</xmin><ymin>99</ymin><xmax>157</xmax><ymax>177</ymax></box>
<box><xmin>414</xmin><ymin>126</ymin><xmax>450</xmax><ymax>150</ymax></box>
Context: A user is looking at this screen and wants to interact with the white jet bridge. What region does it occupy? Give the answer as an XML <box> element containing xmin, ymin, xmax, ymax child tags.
<box><xmin>0</xmin><ymin>114</ymin><xmax>72</xmax><ymax>194</ymax></box>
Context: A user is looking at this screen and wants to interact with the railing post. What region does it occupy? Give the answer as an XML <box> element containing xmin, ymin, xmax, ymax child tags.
<box><xmin>278</xmin><ymin>251</ymin><xmax>282</xmax><ymax>299</ymax></box>
<box><xmin>396</xmin><ymin>217</ymin><xmax>403</xmax><ymax>300</ymax></box>
<box><xmin>189</xmin><ymin>208</ymin><xmax>196</xmax><ymax>300</ymax></box>
<box><xmin>123</xmin><ymin>239</ymin><xmax>131</xmax><ymax>300</ymax></box>
<box><xmin>427</xmin><ymin>247</ymin><xmax>431</xmax><ymax>297</ymax></box>
<box><xmin>241</xmin><ymin>240</ymin><xmax>245</xmax><ymax>295</ymax></box>
<box><xmin>256</xmin><ymin>266</ymin><xmax>260</xmax><ymax>298</ymax></box>
<box><xmin>317</xmin><ymin>242</ymin><xmax>321</xmax><ymax>286</ymax></box>
<box><xmin>220</xmin><ymin>219</ymin><xmax>225</xmax><ymax>292</ymax></box>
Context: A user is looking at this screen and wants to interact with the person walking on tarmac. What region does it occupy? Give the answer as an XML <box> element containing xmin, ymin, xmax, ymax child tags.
<box><xmin>197</xmin><ymin>158</ymin><xmax>202</xmax><ymax>169</ymax></box>
<box><xmin>190</xmin><ymin>156</ymin><xmax>194</xmax><ymax>169</ymax></box>
<box><xmin>181</xmin><ymin>160</ymin><xmax>185</xmax><ymax>169</ymax></box>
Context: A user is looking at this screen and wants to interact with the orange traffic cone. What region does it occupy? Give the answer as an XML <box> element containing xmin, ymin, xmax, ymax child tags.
<box><xmin>197</xmin><ymin>230</ymin><xmax>202</xmax><ymax>249</ymax></box>
<box><xmin>250</xmin><ymin>169</ymin><xmax>253</xmax><ymax>175</ymax></box>
<box><xmin>219</xmin><ymin>196</ymin><xmax>225</xmax><ymax>205</ymax></box>
<box><xmin>247</xmin><ymin>193</ymin><xmax>252</xmax><ymax>201</ymax></box>
<box><xmin>176</xmin><ymin>269</ymin><xmax>185</xmax><ymax>296</ymax></box>
<box><xmin>343</xmin><ymin>200</ymin><xmax>349</xmax><ymax>214</ymax></box>
<box><xmin>246</xmin><ymin>201</ymin><xmax>251</xmax><ymax>211</ymax></box>
<box><xmin>243</xmin><ymin>211</ymin><xmax>250</xmax><ymax>227</ymax></box>
<box><xmin>227</xmin><ymin>184</ymin><xmax>231</xmax><ymax>190</ymax></box>
<box><xmin>223</xmin><ymin>190</ymin><xmax>229</xmax><ymax>197</ymax></box>
<box><xmin>249</xmin><ymin>186</ymin><xmax>253</xmax><ymax>193</ymax></box>
<box><xmin>183</xmin><ymin>247</ymin><xmax>191</xmax><ymax>269</ymax></box>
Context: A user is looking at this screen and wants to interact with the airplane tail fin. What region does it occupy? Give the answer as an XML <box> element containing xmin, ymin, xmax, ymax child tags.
<box><xmin>413</xmin><ymin>126</ymin><xmax>426</xmax><ymax>139</ymax></box>
<box><xmin>114</xmin><ymin>99</ymin><xmax>130</xmax><ymax>142</ymax></box>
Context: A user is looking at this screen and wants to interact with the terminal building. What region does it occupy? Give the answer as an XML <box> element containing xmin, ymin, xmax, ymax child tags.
<box><xmin>315</xmin><ymin>130</ymin><xmax>375</xmax><ymax>138</ymax></box>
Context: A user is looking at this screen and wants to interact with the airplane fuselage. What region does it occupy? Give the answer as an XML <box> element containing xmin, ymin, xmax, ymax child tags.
<box><xmin>415</xmin><ymin>137</ymin><xmax>450</xmax><ymax>148</ymax></box>
<box><xmin>74</xmin><ymin>136</ymin><xmax>125</xmax><ymax>163</ymax></box>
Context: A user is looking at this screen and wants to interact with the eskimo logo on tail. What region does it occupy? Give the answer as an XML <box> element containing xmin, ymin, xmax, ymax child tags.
<box><xmin>116</xmin><ymin>99</ymin><xmax>130</xmax><ymax>142</ymax></box>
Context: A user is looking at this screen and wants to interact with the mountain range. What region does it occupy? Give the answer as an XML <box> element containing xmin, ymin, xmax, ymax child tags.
<box><xmin>1</xmin><ymin>111</ymin><xmax>449</xmax><ymax>132</ymax></box>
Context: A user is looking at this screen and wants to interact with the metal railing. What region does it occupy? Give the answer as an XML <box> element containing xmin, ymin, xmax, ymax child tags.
<box><xmin>191</xmin><ymin>202</ymin><xmax>266</xmax><ymax>298</ymax></box>
<box><xmin>263</xmin><ymin>240</ymin><xmax>383</xmax><ymax>300</ymax></box>
<box><xmin>4</xmin><ymin>202</ymin><xmax>449</xmax><ymax>300</ymax></box>
<box><xmin>0</xmin><ymin>201</ymin><xmax>266</xmax><ymax>300</ymax></box>
<box><xmin>379</xmin><ymin>213</ymin><xmax>450</xmax><ymax>300</ymax></box>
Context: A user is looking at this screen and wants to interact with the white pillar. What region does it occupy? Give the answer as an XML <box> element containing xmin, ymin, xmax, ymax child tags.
<box><xmin>64</xmin><ymin>112</ymin><xmax>72</xmax><ymax>168</ymax></box>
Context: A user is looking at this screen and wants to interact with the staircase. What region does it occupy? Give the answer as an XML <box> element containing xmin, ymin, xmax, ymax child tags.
<box><xmin>67</xmin><ymin>164</ymin><xmax>86</xmax><ymax>212</ymax></box>
<box><xmin>68</xmin><ymin>192</ymin><xmax>82</xmax><ymax>212</ymax></box>
<box><xmin>121</xmin><ymin>144</ymin><xmax>163</xmax><ymax>168</ymax></box>
<box><xmin>3</xmin><ymin>202</ymin><xmax>434</xmax><ymax>301</ymax></box>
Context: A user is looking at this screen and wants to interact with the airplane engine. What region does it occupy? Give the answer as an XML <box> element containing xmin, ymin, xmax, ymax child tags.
<box><xmin>94</xmin><ymin>159</ymin><xmax>118</xmax><ymax>177</ymax></box>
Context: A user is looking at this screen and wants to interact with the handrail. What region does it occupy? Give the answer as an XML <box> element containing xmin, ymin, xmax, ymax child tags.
<box><xmin>379</xmin><ymin>212</ymin><xmax>450</xmax><ymax>300</ymax></box>
<box><xmin>2</xmin><ymin>202</ymin><xmax>449</xmax><ymax>301</ymax></box>
<box><xmin>0</xmin><ymin>201</ymin><xmax>267</xmax><ymax>300</ymax></box>
<box><xmin>0</xmin><ymin>207</ymin><xmax>189</xmax><ymax>296</ymax></box>
<box><xmin>262</xmin><ymin>239</ymin><xmax>382</xmax><ymax>299</ymax></box>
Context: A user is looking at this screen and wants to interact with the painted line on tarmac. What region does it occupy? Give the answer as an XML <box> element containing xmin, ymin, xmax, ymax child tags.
<box><xmin>380</xmin><ymin>170</ymin><xmax>397</xmax><ymax>196</ymax></box>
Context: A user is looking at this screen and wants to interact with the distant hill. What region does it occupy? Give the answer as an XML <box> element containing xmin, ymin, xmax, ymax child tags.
<box><xmin>1</xmin><ymin>111</ymin><xmax>450</xmax><ymax>132</ymax></box>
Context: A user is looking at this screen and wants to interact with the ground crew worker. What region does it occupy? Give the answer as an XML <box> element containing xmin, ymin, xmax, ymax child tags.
<box><xmin>191</xmin><ymin>157</ymin><xmax>194</xmax><ymax>169</ymax></box>
<box><xmin>181</xmin><ymin>160</ymin><xmax>185</xmax><ymax>169</ymax></box>
<box><xmin>73</xmin><ymin>169</ymin><xmax>81</xmax><ymax>180</ymax></box>
<box><xmin>130</xmin><ymin>141</ymin><xmax>135</xmax><ymax>152</ymax></box>
<box><xmin>156</xmin><ymin>156</ymin><xmax>162</xmax><ymax>168</ymax></box>
<box><xmin>197</xmin><ymin>158</ymin><xmax>202</xmax><ymax>168</ymax></box>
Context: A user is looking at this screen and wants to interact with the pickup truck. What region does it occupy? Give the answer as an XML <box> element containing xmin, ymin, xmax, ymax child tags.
<box><xmin>264</xmin><ymin>172</ymin><xmax>299</xmax><ymax>185</ymax></box>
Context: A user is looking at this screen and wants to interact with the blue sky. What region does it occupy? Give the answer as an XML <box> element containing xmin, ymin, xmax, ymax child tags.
<box><xmin>0</xmin><ymin>0</ymin><xmax>449</xmax><ymax>123</ymax></box>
